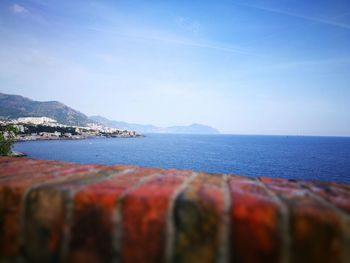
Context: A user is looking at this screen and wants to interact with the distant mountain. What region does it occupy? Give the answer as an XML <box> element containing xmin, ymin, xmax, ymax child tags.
<box><xmin>0</xmin><ymin>92</ymin><xmax>90</xmax><ymax>126</ymax></box>
<box><xmin>165</xmin><ymin>123</ymin><xmax>220</xmax><ymax>134</ymax></box>
<box><xmin>90</xmin><ymin>115</ymin><xmax>220</xmax><ymax>134</ymax></box>
<box><xmin>0</xmin><ymin>92</ymin><xmax>220</xmax><ymax>133</ymax></box>
<box><xmin>89</xmin><ymin>115</ymin><xmax>159</xmax><ymax>133</ymax></box>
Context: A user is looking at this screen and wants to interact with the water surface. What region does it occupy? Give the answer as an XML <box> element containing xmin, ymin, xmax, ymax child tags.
<box><xmin>14</xmin><ymin>134</ymin><xmax>350</xmax><ymax>183</ymax></box>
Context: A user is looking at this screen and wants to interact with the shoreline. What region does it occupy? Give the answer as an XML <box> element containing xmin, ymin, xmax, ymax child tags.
<box><xmin>15</xmin><ymin>134</ymin><xmax>144</xmax><ymax>142</ymax></box>
<box><xmin>9</xmin><ymin>151</ymin><xmax>27</xmax><ymax>157</ymax></box>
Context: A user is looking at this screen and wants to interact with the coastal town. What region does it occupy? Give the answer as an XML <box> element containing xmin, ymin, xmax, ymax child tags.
<box><xmin>0</xmin><ymin>117</ymin><xmax>141</xmax><ymax>141</ymax></box>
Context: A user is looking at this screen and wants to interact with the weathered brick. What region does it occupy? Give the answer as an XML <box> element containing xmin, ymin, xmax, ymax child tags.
<box><xmin>67</xmin><ymin>167</ymin><xmax>161</xmax><ymax>263</ymax></box>
<box><xmin>0</xmin><ymin>159</ymin><xmax>127</xmax><ymax>261</ymax></box>
<box><xmin>121</xmin><ymin>169</ymin><xmax>191</xmax><ymax>263</ymax></box>
<box><xmin>21</xmin><ymin>166</ymin><xmax>123</xmax><ymax>262</ymax></box>
<box><xmin>260</xmin><ymin>177</ymin><xmax>345</xmax><ymax>263</ymax></box>
<box><xmin>172</xmin><ymin>173</ymin><xmax>227</xmax><ymax>263</ymax></box>
<box><xmin>0</xmin><ymin>160</ymin><xmax>78</xmax><ymax>260</ymax></box>
<box><xmin>0</xmin><ymin>158</ymin><xmax>71</xmax><ymax>179</ymax></box>
<box><xmin>1</xmin><ymin>157</ymin><xmax>350</xmax><ymax>263</ymax></box>
<box><xmin>229</xmin><ymin>176</ymin><xmax>282</xmax><ymax>263</ymax></box>
<box><xmin>301</xmin><ymin>181</ymin><xmax>350</xmax><ymax>214</ymax></box>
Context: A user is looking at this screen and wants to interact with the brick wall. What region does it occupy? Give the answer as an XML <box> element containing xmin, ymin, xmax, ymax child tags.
<box><xmin>0</xmin><ymin>157</ymin><xmax>349</xmax><ymax>263</ymax></box>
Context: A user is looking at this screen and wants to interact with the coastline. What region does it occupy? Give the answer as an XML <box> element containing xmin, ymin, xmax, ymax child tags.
<box><xmin>15</xmin><ymin>133</ymin><xmax>144</xmax><ymax>142</ymax></box>
<box><xmin>8</xmin><ymin>151</ymin><xmax>26</xmax><ymax>157</ymax></box>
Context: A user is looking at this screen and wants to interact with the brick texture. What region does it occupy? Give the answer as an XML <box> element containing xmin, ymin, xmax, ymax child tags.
<box><xmin>0</xmin><ymin>157</ymin><xmax>349</xmax><ymax>263</ymax></box>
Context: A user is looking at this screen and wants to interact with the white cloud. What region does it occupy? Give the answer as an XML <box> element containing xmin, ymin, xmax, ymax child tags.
<box><xmin>9</xmin><ymin>3</ymin><xmax>46</xmax><ymax>24</ymax></box>
<box><xmin>11</xmin><ymin>3</ymin><xmax>29</xmax><ymax>15</ymax></box>
<box><xmin>240</xmin><ymin>3</ymin><xmax>350</xmax><ymax>30</ymax></box>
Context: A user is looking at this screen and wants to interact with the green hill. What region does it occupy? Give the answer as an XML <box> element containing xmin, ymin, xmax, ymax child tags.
<box><xmin>0</xmin><ymin>92</ymin><xmax>90</xmax><ymax>126</ymax></box>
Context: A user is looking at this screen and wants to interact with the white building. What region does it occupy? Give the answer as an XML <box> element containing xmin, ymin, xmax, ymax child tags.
<box><xmin>64</xmin><ymin>133</ymin><xmax>72</xmax><ymax>137</ymax></box>
<box><xmin>16</xmin><ymin>117</ymin><xmax>57</xmax><ymax>125</ymax></box>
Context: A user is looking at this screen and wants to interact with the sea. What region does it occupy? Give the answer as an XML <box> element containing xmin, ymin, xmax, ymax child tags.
<box><xmin>13</xmin><ymin>134</ymin><xmax>350</xmax><ymax>183</ymax></box>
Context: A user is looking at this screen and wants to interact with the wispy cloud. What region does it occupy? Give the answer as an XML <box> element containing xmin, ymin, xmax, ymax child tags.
<box><xmin>271</xmin><ymin>57</ymin><xmax>350</xmax><ymax>70</ymax></box>
<box><xmin>240</xmin><ymin>4</ymin><xmax>350</xmax><ymax>30</ymax></box>
<box><xmin>9</xmin><ymin>3</ymin><xmax>46</xmax><ymax>24</ymax></box>
<box><xmin>10</xmin><ymin>3</ymin><xmax>29</xmax><ymax>15</ymax></box>
<box><xmin>87</xmin><ymin>26</ymin><xmax>265</xmax><ymax>57</ymax></box>
<box><xmin>175</xmin><ymin>16</ymin><xmax>202</xmax><ymax>34</ymax></box>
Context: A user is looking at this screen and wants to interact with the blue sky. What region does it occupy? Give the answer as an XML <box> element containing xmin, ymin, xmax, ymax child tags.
<box><xmin>0</xmin><ymin>0</ymin><xmax>350</xmax><ymax>136</ymax></box>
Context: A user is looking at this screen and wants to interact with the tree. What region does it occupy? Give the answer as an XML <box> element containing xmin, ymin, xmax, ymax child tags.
<box><xmin>0</xmin><ymin>126</ymin><xmax>18</xmax><ymax>156</ymax></box>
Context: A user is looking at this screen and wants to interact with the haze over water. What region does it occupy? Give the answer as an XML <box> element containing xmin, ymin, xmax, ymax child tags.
<box><xmin>14</xmin><ymin>134</ymin><xmax>350</xmax><ymax>183</ymax></box>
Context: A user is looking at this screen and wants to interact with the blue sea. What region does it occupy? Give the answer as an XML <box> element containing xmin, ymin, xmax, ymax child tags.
<box><xmin>14</xmin><ymin>134</ymin><xmax>350</xmax><ymax>183</ymax></box>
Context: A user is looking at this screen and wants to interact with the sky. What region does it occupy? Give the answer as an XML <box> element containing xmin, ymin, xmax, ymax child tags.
<box><xmin>0</xmin><ymin>0</ymin><xmax>350</xmax><ymax>136</ymax></box>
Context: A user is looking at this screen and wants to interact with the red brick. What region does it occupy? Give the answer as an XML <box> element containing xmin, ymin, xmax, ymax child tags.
<box><xmin>0</xmin><ymin>158</ymin><xmax>69</xmax><ymax>179</ymax></box>
<box><xmin>1</xmin><ymin>157</ymin><xmax>350</xmax><ymax>263</ymax></box>
<box><xmin>121</xmin><ymin>169</ymin><xmax>191</xmax><ymax>263</ymax></box>
<box><xmin>67</xmin><ymin>167</ymin><xmax>161</xmax><ymax>263</ymax></box>
<box><xmin>21</xmin><ymin>166</ymin><xmax>123</xmax><ymax>262</ymax></box>
<box><xmin>302</xmin><ymin>181</ymin><xmax>350</xmax><ymax>214</ymax></box>
<box><xmin>260</xmin><ymin>177</ymin><xmax>345</xmax><ymax>263</ymax></box>
<box><xmin>172</xmin><ymin>173</ymin><xmax>227</xmax><ymax>263</ymax></box>
<box><xmin>229</xmin><ymin>176</ymin><xmax>282</xmax><ymax>263</ymax></box>
<box><xmin>0</xmin><ymin>159</ymin><xmax>125</xmax><ymax>261</ymax></box>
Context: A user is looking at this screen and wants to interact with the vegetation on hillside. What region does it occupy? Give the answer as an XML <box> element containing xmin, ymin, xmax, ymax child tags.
<box><xmin>0</xmin><ymin>126</ymin><xmax>18</xmax><ymax>156</ymax></box>
<box><xmin>0</xmin><ymin>92</ymin><xmax>90</xmax><ymax>126</ymax></box>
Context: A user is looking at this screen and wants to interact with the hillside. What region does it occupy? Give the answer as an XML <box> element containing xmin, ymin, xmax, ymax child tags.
<box><xmin>90</xmin><ymin>116</ymin><xmax>159</xmax><ymax>133</ymax></box>
<box><xmin>0</xmin><ymin>92</ymin><xmax>220</xmax><ymax>133</ymax></box>
<box><xmin>0</xmin><ymin>92</ymin><xmax>90</xmax><ymax>126</ymax></box>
